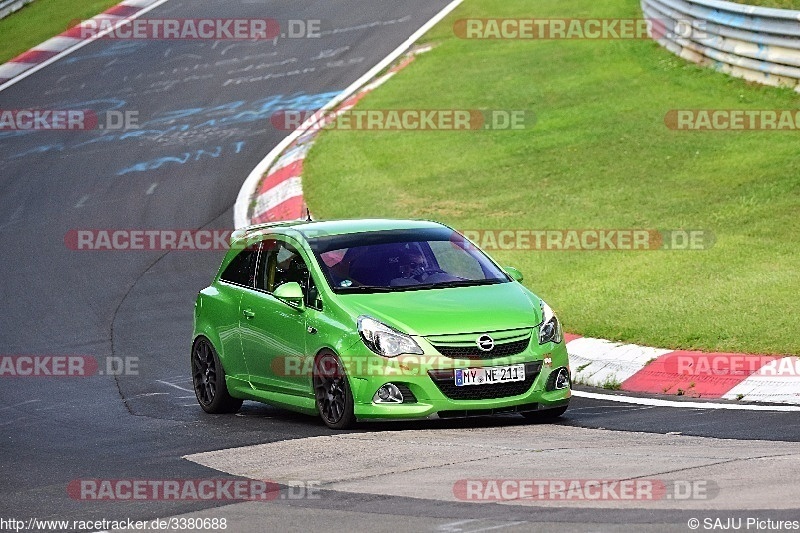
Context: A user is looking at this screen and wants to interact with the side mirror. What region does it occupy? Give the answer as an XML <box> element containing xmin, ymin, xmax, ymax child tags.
<box><xmin>274</xmin><ymin>282</ymin><xmax>305</xmax><ymax>309</ymax></box>
<box><xmin>504</xmin><ymin>266</ymin><xmax>524</xmax><ymax>283</ymax></box>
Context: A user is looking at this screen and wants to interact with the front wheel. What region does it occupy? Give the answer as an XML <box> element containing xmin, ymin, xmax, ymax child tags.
<box><xmin>522</xmin><ymin>405</ymin><xmax>568</xmax><ymax>422</ymax></box>
<box><xmin>191</xmin><ymin>337</ymin><xmax>243</xmax><ymax>414</ymax></box>
<box><xmin>313</xmin><ymin>351</ymin><xmax>356</xmax><ymax>429</ymax></box>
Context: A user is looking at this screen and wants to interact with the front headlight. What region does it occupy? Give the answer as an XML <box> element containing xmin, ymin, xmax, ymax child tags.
<box><xmin>538</xmin><ymin>300</ymin><xmax>563</xmax><ymax>344</ymax></box>
<box><xmin>358</xmin><ymin>316</ymin><xmax>423</xmax><ymax>357</ymax></box>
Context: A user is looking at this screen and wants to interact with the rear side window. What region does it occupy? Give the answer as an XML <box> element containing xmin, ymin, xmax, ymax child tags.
<box><xmin>220</xmin><ymin>246</ymin><xmax>259</xmax><ymax>287</ymax></box>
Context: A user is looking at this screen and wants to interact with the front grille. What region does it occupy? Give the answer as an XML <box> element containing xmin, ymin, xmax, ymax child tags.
<box><xmin>428</xmin><ymin>362</ymin><xmax>542</xmax><ymax>401</ymax></box>
<box><xmin>431</xmin><ymin>338</ymin><xmax>530</xmax><ymax>360</ymax></box>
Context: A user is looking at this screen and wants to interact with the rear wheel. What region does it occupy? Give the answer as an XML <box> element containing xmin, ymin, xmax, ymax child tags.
<box><xmin>522</xmin><ymin>405</ymin><xmax>568</xmax><ymax>422</ymax></box>
<box><xmin>313</xmin><ymin>351</ymin><xmax>356</xmax><ymax>429</ymax></box>
<box><xmin>191</xmin><ymin>337</ymin><xmax>243</xmax><ymax>414</ymax></box>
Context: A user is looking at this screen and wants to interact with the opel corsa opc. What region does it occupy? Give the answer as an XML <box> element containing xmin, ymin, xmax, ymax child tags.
<box><xmin>192</xmin><ymin>219</ymin><xmax>570</xmax><ymax>429</ymax></box>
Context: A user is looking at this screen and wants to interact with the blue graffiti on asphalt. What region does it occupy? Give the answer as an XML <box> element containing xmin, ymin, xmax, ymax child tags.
<box><xmin>114</xmin><ymin>91</ymin><xmax>340</xmax><ymax>137</ymax></box>
<box><xmin>7</xmin><ymin>143</ymin><xmax>66</xmax><ymax>159</ymax></box>
<box><xmin>3</xmin><ymin>91</ymin><xmax>341</xmax><ymax>162</ymax></box>
<box><xmin>116</xmin><ymin>140</ymin><xmax>246</xmax><ymax>175</ymax></box>
<box><xmin>62</xmin><ymin>42</ymin><xmax>148</xmax><ymax>65</ymax></box>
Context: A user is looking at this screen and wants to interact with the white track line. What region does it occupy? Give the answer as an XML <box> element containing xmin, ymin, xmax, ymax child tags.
<box><xmin>572</xmin><ymin>390</ymin><xmax>800</xmax><ymax>411</ymax></box>
<box><xmin>156</xmin><ymin>379</ymin><xmax>193</xmax><ymax>392</ymax></box>
<box><xmin>0</xmin><ymin>0</ymin><xmax>172</xmax><ymax>93</ymax></box>
<box><xmin>233</xmin><ymin>0</ymin><xmax>465</xmax><ymax>229</ymax></box>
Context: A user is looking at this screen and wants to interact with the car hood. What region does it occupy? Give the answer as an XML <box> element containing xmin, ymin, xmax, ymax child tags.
<box><xmin>337</xmin><ymin>282</ymin><xmax>542</xmax><ymax>336</ymax></box>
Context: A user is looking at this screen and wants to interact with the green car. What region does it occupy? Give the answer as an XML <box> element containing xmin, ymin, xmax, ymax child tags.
<box><xmin>192</xmin><ymin>219</ymin><xmax>570</xmax><ymax>429</ymax></box>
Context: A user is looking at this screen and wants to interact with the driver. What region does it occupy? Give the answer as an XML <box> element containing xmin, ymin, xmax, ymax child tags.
<box><xmin>398</xmin><ymin>250</ymin><xmax>428</xmax><ymax>280</ymax></box>
<box><xmin>390</xmin><ymin>250</ymin><xmax>435</xmax><ymax>286</ymax></box>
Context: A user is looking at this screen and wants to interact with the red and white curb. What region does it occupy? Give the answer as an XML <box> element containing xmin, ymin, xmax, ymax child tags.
<box><xmin>566</xmin><ymin>334</ymin><xmax>800</xmax><ymax>404</ymax></box>
<box><xmin>0</xmin><ymin>0</ymin><xmax>168</xmax><ymax>90</ymax></box>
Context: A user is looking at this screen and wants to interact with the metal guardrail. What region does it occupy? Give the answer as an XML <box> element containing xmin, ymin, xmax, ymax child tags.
<box><xmin>641</xmin><ymin>0</ymin><xmax>800</xmax><ymax>91</ymax></box>
<box><xmin>0</xmin><ymin>0</ymin><xmax>35</xmax><ymax>20</ymax></box>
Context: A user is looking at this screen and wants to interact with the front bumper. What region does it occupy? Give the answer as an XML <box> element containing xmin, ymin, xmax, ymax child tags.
<box><xmin>342</xmin><ymin>338</ymin><xmax>571</xmax><ymax>420</ymax></box>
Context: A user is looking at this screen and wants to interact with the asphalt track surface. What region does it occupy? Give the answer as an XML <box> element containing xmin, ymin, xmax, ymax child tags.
<box><xmin>0</xmin><ymin>1</ymin><xmax>798</xmax><ymax>531</ymax></box>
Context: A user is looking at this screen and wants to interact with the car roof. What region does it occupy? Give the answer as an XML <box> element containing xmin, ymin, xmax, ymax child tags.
<box><xmin>231</xmin><ymin>219</ymin><xmax>448</xmax><ymax>246</ymax></box>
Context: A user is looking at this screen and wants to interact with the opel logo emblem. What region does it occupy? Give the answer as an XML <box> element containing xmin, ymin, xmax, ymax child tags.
<box><xmin>476</xmin><ymin>335</ymin><xmax>494</xmax><ymax>352</ymax></box>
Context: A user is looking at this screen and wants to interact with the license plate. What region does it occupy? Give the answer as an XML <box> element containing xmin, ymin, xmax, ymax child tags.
<box><xmin>454</xmin><ymin>364</ymin><xmax>525</xmax><ymax>386</ymax></box>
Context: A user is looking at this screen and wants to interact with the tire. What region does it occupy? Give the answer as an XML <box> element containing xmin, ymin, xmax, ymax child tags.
<box><xmin>522</xmin><ymin>405</ymin><xmax>568</xmax><ymax>422</ymax></box>
<box><xmin>191</xmin><ymin>337</ymin><xmax>243</xmax><ymax>414</ymax></box>
<box><xmin>313</xmin><ymin>351</ymin><xmax>356</xmax><ymax>429</ymax></box>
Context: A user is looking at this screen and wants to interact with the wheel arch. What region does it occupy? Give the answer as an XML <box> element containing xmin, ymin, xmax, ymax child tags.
<box><xmin>192</xmin><ymin>326</ymin><xmax>224</xmax><ymax>363</ymax></box>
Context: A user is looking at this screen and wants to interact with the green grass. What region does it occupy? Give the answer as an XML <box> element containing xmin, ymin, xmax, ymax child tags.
<box><xmin>0</xmin><ymin>0</ymin><xmax>120</xmax><ymax>63</ymax></box>
<box><xmin>601</xmin><ymin>376</ymin><xmax>623</xmax><ymax>391</ymax></box>
<box><xmin>304</xmin><ymin>0</ymin><xmax>800</xmax><ymax>356</ymax></box>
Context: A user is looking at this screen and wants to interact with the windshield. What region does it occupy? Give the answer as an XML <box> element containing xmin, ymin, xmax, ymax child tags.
<box><xmin>306</xmin><ymin>228</ymin><xmax>510</xmax><ymax>293</ymax></box>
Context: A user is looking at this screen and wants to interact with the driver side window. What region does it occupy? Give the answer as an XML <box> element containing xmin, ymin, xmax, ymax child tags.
<box><xmin>256</xmin><ymin>239</ymin><xmax>321</xmax><ymax>310</ymax></box>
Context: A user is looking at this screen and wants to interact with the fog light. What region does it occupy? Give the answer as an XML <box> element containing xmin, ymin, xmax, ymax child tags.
<box><xmin>546</xmin><ymin>367</ymin><xmax>571</xmax><ymax>391</ymax></box>
<box><xmin>554</xmin><ymin>367</ymin><xmax>570</xmax><ymax>390</ymax></box>
<box><xmin>373</xmin><ymin>383</ymin><xmax>404</xmax><ymax>404</ymax></box>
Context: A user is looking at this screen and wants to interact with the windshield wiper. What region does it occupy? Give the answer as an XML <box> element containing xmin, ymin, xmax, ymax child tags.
<box><xmin>334</xmin><ymin>279</ymin><xmax>506</xmax><ymax>294</ymax></box>
<box><xmin>392</xmin><ymin>279</ymin><xmax>506</xmax><ymax>291</ymax></box>
<box><xmin>335</xmin><ymin>285</ymin><xmax>396</xmax><ymax>293</ymax></box>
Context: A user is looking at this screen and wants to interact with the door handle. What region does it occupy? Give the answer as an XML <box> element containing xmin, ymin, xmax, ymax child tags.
<box><xmin>242</xmin><ymin>309</ymin><xmax>256</xmax><ymax>319</ymax></box>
